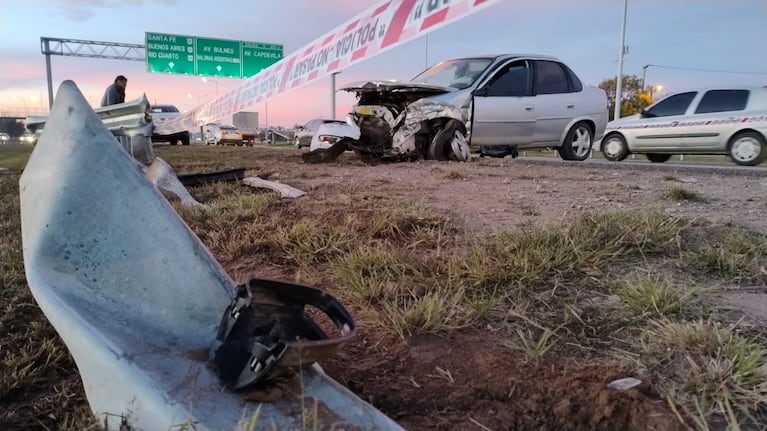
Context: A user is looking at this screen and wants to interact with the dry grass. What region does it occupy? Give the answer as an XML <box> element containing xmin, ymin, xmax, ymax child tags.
<box><xmin>683</xmin><ymin>229</ymin><xmax>767</xmax><ymax>285</ymax></box>
<box><xmin>662</xmin><ymin>185</ymin><xmax>703</xmax><ymax>202</ymax></box>
<box><xmin>0</xmin><ymin>175</ymin><xmax>99</xmax><ymax>430</ymax></box>
<box><xmin>639</xmin><ymin>319</ymin><xmax>767</xmax><ymax>429</ymax></box>
<box><xmin>3</xmin><ymin>145</ymin><xmax>767</xmax><ymax>429</ymax></box>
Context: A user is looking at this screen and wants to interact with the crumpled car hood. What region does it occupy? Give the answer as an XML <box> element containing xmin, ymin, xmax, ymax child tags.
<box><xmin>340</xmin><ymin>80</ymin><xmax>454</xmax><ymax>95</ymax></box>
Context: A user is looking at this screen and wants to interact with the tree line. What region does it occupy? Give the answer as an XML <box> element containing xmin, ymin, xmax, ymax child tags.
<box><xmin>598</xmin><ymin>74</ymin><xmax>655</xmax><ymax>121</ymax></box>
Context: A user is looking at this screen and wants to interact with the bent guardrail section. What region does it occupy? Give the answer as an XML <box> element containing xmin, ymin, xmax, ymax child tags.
<box><xmin>25</xmin><ymin>95</ymin><xmax>155</xmax><ymax>164</ymax></box>
<box><xmin>19</xmin><ymin>80</ymin><xmax>404</xmax><ymax>431</ymax></box>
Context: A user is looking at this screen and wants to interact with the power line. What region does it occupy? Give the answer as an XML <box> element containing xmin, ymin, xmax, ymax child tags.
<box><xmin>645</xmin><ymin>64</ymin><xmax>767</xmax><ymax>75</ymax></box>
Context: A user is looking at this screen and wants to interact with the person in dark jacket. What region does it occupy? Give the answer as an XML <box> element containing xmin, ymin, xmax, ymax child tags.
<box><xmin>100</xmin><ymin>75</ymin><xmax>127</xmax><ymax>107</ymax></box>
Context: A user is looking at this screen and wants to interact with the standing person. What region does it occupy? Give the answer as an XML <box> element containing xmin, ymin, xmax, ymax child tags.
<box><xmin>100</xmin><ymin>75</ymin><xmax>127</xmax><ymax>107</ymax></box>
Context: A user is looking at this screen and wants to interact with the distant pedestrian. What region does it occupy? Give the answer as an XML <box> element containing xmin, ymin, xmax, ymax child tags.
<box><xmin>100</xmin><ymin>75</ymin><xmax>127</xmax><ymax>107</ymax></box>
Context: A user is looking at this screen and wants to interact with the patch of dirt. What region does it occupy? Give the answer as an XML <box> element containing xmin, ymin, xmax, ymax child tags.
<box><xmin>264</xmin><ymin>153</ymin><xmax>767</xmax><ymax>234</ymax></box>
<box><xmin>322</xmin><ymin>330</ymin><xmax>687</xmax><ymax>431</ymax></box>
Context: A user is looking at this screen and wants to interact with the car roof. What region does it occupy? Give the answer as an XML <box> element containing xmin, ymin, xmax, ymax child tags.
<box><xmin>150</xmin><ymin>104</ymin><xmax>180</xmax><ymax>111</ymax></box>
<box><xmin>439</xmin><ymin>53</ymin><xmax>563</xmax><ymax>62</ymax></box>
<box><xmin>662</xmin><ymin>86</ymin><xmax>767</xmax><ymax>94</ymax></box>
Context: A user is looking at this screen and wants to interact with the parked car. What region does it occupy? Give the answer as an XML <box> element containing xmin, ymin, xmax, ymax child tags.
<box><xmin>596</xmin><ymin>86</ymin><xmax>767</xmax><ymax>166</ymax></box>
<box><xmin>295</xmin><ymin>119</ymin><xmax>348</xmax><ymax>149</ymax></box>
<box><xmin>204</xmin><ymin>124</ymin><xmax>244</xmax><ymax>145</ymax></box>
<box><xmin>21</xmin><ymin>131</ymin><xmax>38</xmax><ymax>145</ymax></box>
<box><xmin>326</xmin><ymin>54</ymin><xmax>607</xmax><ymax>162</ymax></box>
<box><xmin>148</xmin><ymin>104</ymin><xmax>190</xmax><ymax>146</ymax></box>
<box><xmin>0</xmin><ymin>133</ymin><xmax>9</xmax><ymax>143</ymax></box>
<box><xmin>309</xmin><ymin>119</ymin><xmax>360</xmax><ymax>151</ymax></box>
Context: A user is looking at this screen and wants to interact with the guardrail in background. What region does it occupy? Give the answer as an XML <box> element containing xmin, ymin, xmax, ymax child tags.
<box><xmin>156</xmin><ymin>0</ymin><xmax>504</xmax><ymax>135</ymax></box>
<box><xmin>25</xmin><ymin>95</ymin><xmax>155</xmax><ymax>165</ymax></box>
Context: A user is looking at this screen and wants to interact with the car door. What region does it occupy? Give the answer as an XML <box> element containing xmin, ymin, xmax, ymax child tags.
<box><xmin>630</xmin><ymin>91</ymin><xmax>698</xmax><ymax>151</ymax></box>
<box><xmin>530</xmin><ymin>60</ymin><xmax>575</xmax><ymax>146</ymax></box>
<box><xmin>689</xmin><ymin>89</ymin><xmax>750</xmax><ymax>151</ymax></box>
<box><xmin>471</xmin><ymin>59</ymin><xmax>535</xmax><ymax>147</ymax></box>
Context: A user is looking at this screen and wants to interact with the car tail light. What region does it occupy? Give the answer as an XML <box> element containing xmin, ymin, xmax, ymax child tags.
<box><xmin>319</xmin><ymin>135</ymin><xmax>339</xmax><ymax>144</ymax></box>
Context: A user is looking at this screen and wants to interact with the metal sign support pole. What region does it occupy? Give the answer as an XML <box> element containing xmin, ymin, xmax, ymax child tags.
<box><xmin>44</xmin><ymin>41</ymin><xmax>54</xmax><ymax>109</ymax></box>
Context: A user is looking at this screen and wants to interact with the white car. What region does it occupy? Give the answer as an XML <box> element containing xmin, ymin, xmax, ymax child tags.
<box><xmin>204</xmin><ymin>124</ymin><xmax>244</xmax><ymax>145</ymax></box>
<box><xmin>597</xmin><ymin>86</ymin><xmax>767</xmax><ymax>166</ymax></box>
<box><xmin>309</xmin><ymin>118</ymin><xmax>360</xmax><ymax>151</ymax></box>
<box><xmin>149</xmin><ymin>104</ymin><xmax>191</xmax><ymax>145</ymax></box>
<box><xmin>295</xmin><ymin>119</ymin><xmax>349</xmax><ymax>148</ymax></box>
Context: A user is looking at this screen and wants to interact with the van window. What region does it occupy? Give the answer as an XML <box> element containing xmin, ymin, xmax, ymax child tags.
<box><xmin>695</xmin><ymin>90</ymin><xmax>749</xmax><ymax>114</ymax></box>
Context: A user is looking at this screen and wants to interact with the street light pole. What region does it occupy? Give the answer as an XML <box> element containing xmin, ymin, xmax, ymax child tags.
<box><xmin>614</xmin><ymin>0</ymin><xmax>629</xmax><ymax>121</ymax></box>
<box><xmin>641</xmin><ymin>64</ymin><xmax>649</xmax><ymax>91</ymax></box>
<box><xmin>331</xmin><ymin>72</ymin><xmax>340</xmax><ymax>120</ymax></box>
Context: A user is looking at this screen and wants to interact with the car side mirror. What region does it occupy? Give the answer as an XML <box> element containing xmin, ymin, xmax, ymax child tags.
<box><xmin>639</xmin><ymin>108</ymin><xmax>656</xmax><ymax>118</ymax></box>
<box><xmin>473</xmin><ymin>87</ymin><xmax>489</xmax><ymax>97</ymax></box>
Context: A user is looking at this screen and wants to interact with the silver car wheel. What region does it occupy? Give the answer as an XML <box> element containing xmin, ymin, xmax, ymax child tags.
<box><xmin>450</xmin><ymin>130</ymin><xmax>471</xmax><ymax>161</ymax></box>
<box><xmin>571</xmin><ymin>126</ymin><xmax>592</xmax><ymax>158</ymax></box>
<box><xmin>603</xmin><ymin>137</ymin><xmax>624</xmax><ymax>159</ymax></box>
<box><xmin>730</xmin><ymin>136</ymin><xmax>761</xmax><ymax>163</ymax></box>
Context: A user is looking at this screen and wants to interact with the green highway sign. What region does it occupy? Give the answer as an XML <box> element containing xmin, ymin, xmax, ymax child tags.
<box><xmin>145</xmin><ymin>32</ymin><xmax>283</xmax><ymax>79</ymax></box>
<box><xmin>195</xmin><ymin>37</ymin><xmax>241</xmax><ymax>78</ymax></box>
<box><xmin>243</xmin><ymin>42</ymin><xmax>284</xmax><ymax>77</ymax></box>
<box><xmin>145</xmin><ymin>33</ymin><xmax>195</xmax><ymax>75</ymax></box>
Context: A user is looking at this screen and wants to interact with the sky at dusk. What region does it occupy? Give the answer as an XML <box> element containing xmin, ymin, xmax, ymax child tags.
<box><xmin>1</xmin><ymin>0</ymin><xmax>765</xmax><ymax>127</ymax></box>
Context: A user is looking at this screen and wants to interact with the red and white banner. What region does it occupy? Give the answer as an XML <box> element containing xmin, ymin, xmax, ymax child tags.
<box><xmin>157</xmin><ymin>0</ymin><xmax>501</xmax><ymax>134</ymax></box>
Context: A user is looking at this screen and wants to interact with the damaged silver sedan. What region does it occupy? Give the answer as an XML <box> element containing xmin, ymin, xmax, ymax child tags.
<box><xmin>305</xmin><ymin>54</ymin><xmax>607</xmax><ymax>163</ymax></box>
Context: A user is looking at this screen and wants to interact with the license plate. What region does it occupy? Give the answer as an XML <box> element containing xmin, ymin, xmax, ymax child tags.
<box><xmin>357</xmin><ymin>107</ymin><xmax>372</xmax><ymax>115</ymax></box>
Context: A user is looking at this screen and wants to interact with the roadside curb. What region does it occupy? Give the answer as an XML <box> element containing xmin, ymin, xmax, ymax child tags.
<box><xmin>508</xmin><ymin>157</ymin><xmax>767</xmax><ymax>178</ymax></box>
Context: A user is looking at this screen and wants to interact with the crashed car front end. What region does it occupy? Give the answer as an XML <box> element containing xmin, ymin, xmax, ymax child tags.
<box><xmin>342</xmin><ymin>81</ymin><xmax>473</xmax><ymax>161</ymax></box>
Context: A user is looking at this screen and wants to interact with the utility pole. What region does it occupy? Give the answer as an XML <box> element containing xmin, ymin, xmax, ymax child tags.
<box><xmin>614</xmin><ymin>0</ymin><xmax>629</xmax><ymax>121</ymax></box>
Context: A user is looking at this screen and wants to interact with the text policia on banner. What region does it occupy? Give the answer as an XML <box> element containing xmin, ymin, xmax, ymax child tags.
<box><xmin>154</xmin><ymin>0</ymin><xmax>502</xmax><ymax>135</ymax></box>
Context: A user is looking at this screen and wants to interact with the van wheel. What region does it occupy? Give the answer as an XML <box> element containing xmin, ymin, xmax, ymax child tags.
<box><xmin>646</xmin><ymin>153</ymin><xmax>671</xmax><ymax>163</ymax></box>
<box><xmin>728</xmin><ymin>131</ymin><xmax>767</xmax><ymax>166</ymax></box>
<box><xmin>601</xmin><ymin>133</ymin><xmax>629</xmax><ymax>161</ymax></box>
<box><xmin>558</xmin><ymin>122</ymin><xmax>593</xmax><ymax>161</ymax></box>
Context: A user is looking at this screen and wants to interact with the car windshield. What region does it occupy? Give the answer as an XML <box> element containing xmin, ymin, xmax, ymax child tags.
<box><xmin>411</xmin><ymin>58</ymin><xmax>494</xmax><ymax>90</ymax></box>
<box><xmin>219</xmin><ymin>126</ymin><xmax>237</xmax><ymax>131</ymax></box>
